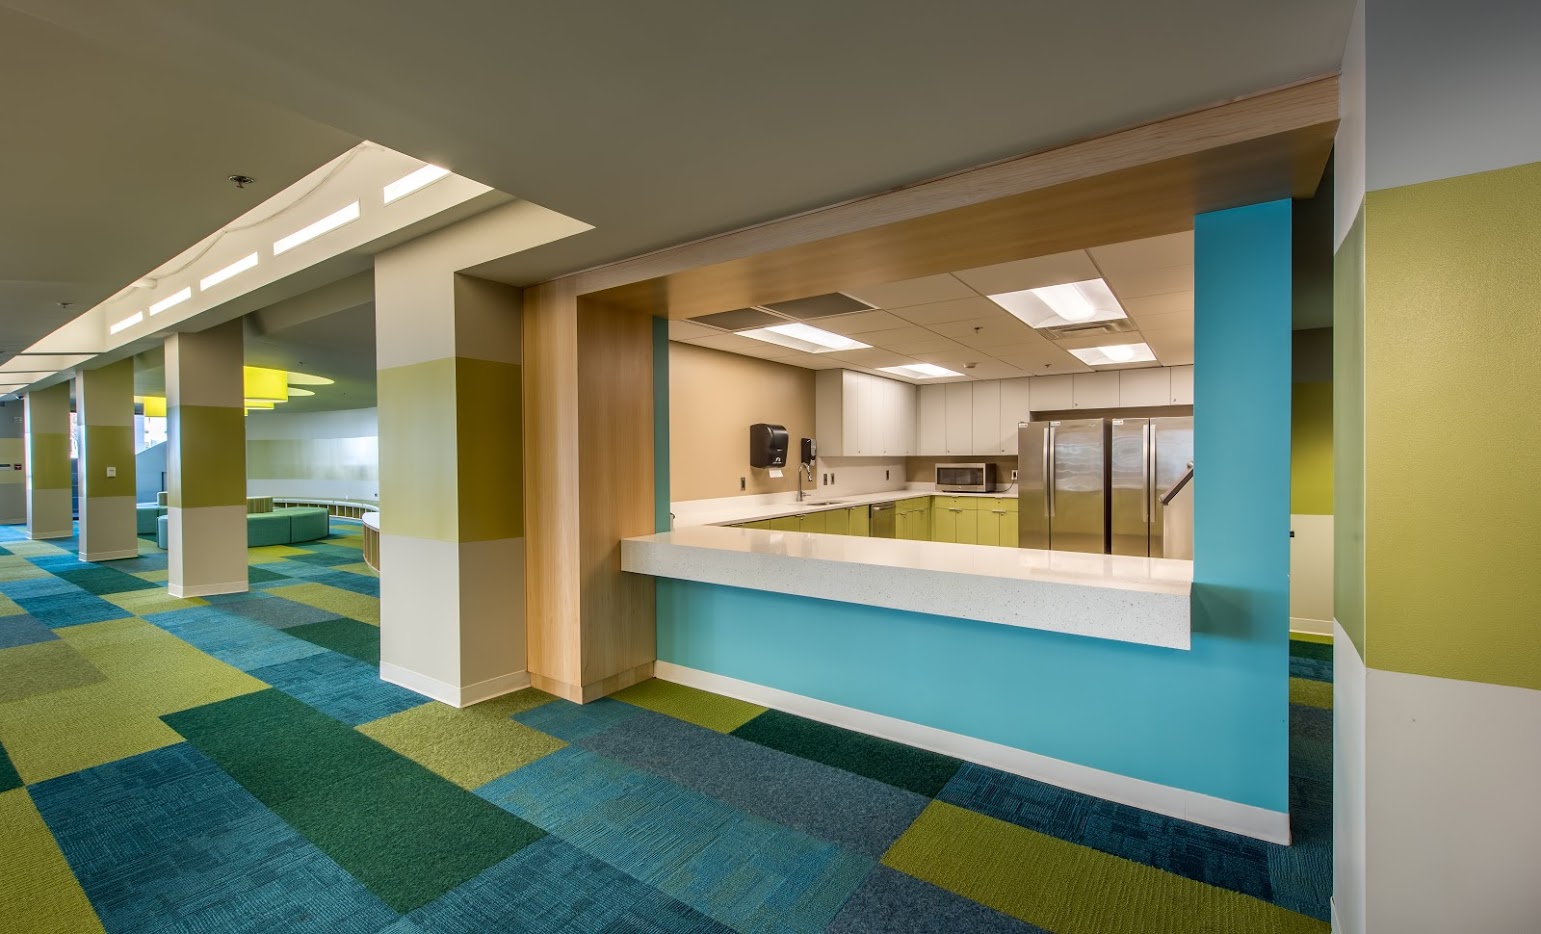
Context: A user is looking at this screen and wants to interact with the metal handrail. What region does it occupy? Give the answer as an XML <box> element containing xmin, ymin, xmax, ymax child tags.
<box><xmin>1159</xmin><ymin>462</ymin><xmax>1194</xmax><ymax>506</ymax></box>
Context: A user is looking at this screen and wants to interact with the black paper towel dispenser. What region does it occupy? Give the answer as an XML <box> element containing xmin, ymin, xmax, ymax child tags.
<box><xmin>749</xmin><ymin>423</ymin><xmax>789</xmax><ymax>469</ymax></box>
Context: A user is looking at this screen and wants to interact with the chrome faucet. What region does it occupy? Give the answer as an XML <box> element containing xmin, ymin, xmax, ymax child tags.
<box><xmin>797</xmin><ymin>462</ymin><xmax>814</xmax><ymax>501</ymax></box>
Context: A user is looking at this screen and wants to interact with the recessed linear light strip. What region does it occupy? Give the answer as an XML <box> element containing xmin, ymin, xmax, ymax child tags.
<box><xmin>383</xmin><ymin>164</ymin><xmax>451</xmax><ymax>204</ymax></box>
<box><xmin>149</xmin><ymin>286</ymin><xmax>192</xmax><ymax>316</ymax></box>
<box><xmin>737</xmin><ymin>322</ymin><xmax>870</xmax><ymax>353</ymax></box>
<box><xmin>879</xmin><ymin>363</ymin><xmax>961</xmax><ymax>379</ymax></box>
<box><xmin>199</xmin><ymin>252</ymin><xmax>259</xmax><ymax>291</ymax></box>
<box><xmin>273</xmin><ymin>202</ymin><xmax>361</xmax><ymax>255</ymax></box>
<box><xmin>108</xmin><ymin>311</ymin><xmax>145</xmax><ymax>335</ymax></box>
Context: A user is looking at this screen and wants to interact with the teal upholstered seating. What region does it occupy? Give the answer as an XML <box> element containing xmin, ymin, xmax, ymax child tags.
<box><xmin>136</xmin><ymin>504</ymin><xmax>166</xmax><ymax>535</ymax></box>
<box><xmin>153</xmin><ymin>506</ymin><xmax>330</xmax><ymax>549</ymax></box>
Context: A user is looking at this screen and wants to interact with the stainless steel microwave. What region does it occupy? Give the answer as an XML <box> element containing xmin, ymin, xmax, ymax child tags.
<box><xmin>936</xmin><ymin>463</ymin><xmax>998</xmax><ymax>493</ymax></box>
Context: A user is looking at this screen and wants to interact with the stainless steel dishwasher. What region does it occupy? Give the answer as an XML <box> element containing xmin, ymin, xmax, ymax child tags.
<box><xmin>869</xmin><ymin>502</ymin><xmax>896</xmax><ymax>538</ymax></box>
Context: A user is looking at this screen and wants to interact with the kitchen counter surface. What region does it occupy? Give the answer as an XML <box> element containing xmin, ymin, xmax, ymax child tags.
<box><xmin>673</xmin><ymin>487</ymin><xmax>1017</xmax><ymax>529</ymax></box>
<box><xmin>622</xmin><ymin>524</ymin><xmax>1192</xmax><ymax>650</ymax></box>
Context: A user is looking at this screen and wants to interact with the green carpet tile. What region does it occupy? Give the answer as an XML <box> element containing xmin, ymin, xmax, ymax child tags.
<box><xmin>0</xmin><ymin>520</ymin><xmax>1335</xmax><ymax>932</ymax></box>
<box><xmin>731</xmin><ymin>707</ymin><xmax>965</xmax><ymax>797</ymax></box>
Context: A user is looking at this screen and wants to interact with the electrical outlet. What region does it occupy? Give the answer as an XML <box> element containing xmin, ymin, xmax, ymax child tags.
<box><xmin>831</xmin><ymin>473</ymin><xmax>836</xmax><ymax>484</ymax></box>
<box><xmin>885</xmin><ymin>469</ymin><xmax>889</xmax><ymax>480</ymax></box>
<box><xmin>1011</xmin><ymin>469</ymin><xmax>1018</xmax><ymax>482</ymax></box>
<box><xmin>739</xmin><ymin>477</ymin><xmax>746</xmax><ymax>491</ymax></box>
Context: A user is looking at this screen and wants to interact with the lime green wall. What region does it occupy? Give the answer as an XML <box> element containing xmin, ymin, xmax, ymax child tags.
<box><xmin>1290</xmin><ymin>381</ymin><xmax>1333</xmax><ymax>515</ymax></box>
<box><xmin>1364</xmin><ymin>159</ymin><xmax>1541</xmax><ymax>690</ymax></box>
<box><xmin>167</xmin><ymin>405</ymin><xmax>247</xmax><ymax>508</ymax></box>
<box><xmin>1334</xmin><ymin>207</ymin><xmax>1366</xmax><ymax>657</ymax></box>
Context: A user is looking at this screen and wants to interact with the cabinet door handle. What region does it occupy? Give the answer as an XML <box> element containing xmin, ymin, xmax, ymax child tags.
<box><xmin>992</xmin><ymin>509</ymin><xmax>1007</xmax><ymax>515</ymax></box>
<box><xmin>948</xmin><ymin>507</ymin><xmax>963</xmax><ymax>513</ymax></box>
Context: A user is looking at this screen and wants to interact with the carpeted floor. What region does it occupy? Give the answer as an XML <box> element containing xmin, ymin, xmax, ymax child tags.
<box><xmin>0</xmin><ymin>521</ymin><xmax>1333</xmax><ymax>933</ymax></box>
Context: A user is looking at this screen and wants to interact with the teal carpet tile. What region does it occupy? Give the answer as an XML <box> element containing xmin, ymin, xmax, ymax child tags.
<box><xmin>476</xmin><ymin>745</ymin><xmax>872</xmax><ymax>934</ymax></box>
<box><xmin>30</xmin><ymin>743</ymin><xmax>398</xmax><ymax>934</ymax></box>
<box><xmin>144</xmin><ymin>606</ymin><xmax>330</xmax><ymax>672</ymax></box>
<box><xmin>165</xmin><ymin>689</ymin><xmax>545</xmax><ymax>913</ymax></box>
<box><xmin>513</xmin><ymin>695</ymin><xmax>645</xmax><ymax>741</ymax></box>
<box><xmin>54</xmin><ymin>566</ymin><xmax>162</xmax><ymax>596</ymax></box>
<box><xmin>731</xmin><ymin>709</ymin><xmax>963</xmax><ymax>797</ymax></box>
<box><xmin>0</xmin><ymin>613</ymin><xmax>57</xmax><ymax>648</ymax></box>
<box><xmin>308</xmin><ymin>570</ymin><xmax>380</xmax><ymax>598</ymax></box>
<box><xmin>285</xmin><ymin>618</ymin><xmax>380</xmax><ymax>666</ymax></box>
<box><xmin>205</xmin><ymin>592</ymin><xmax>343</xmax><ymax>629</ymax></box>
<box><xmin>581</xmin><ymin>707</ymin><xmax>929</xmax><ymax>858</ymax></box>
<box><xmin>409</xmin><ymin>836</ymin><xmax>732</xmax><ymax>933</ymax></box>
<box><xmin>246</xmin><ymin>566</ymin><xmax>289</xmax><ymax>584</ymax></box>
<box><xmin>13</xmin><ymin>591</ymin><xmax>133</xmax><ymax>629</ymax></box>
<box><xmin>247</xmin><ymin>651</ymin><xmax>423</xmax><ymax>726</ymax></box>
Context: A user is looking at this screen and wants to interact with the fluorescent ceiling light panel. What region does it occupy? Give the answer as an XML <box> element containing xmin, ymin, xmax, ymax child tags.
<box><xmin>987</xmin><ymin>278</ymin><xmax>1128</xmax><ymax>329</ymax></box>
<box><xmin>273</xmin><ymin>201</ymin><xmax>361</xmax><ymax>255</ymax></box>
<box><xmin>878</xmin><ymin>363</ymin><xmax>962</xmax><ymax>379</ymax></box>
<box><xmin>200</xmin><ymin>253</ymin><xmax>259</xmax><ymax>291</ymax></box>
<box><xmin>1068</xmin><ymin>342</ymin><xmax>1157</xmax><ymax>367</ymax></box>
<box><xmin>149</xmin><ymin>286</ymin><xmax>192</xmax><ymax>316</ymax></box>
<box><xmin>737</xmin><ymin>322</ymin><xmax>871</xmax><ymax>354</ymax></box>
<box><xmin>383</xmin><ymin>164</ymin><xmax>451</xmax><ymax>203</ymax></box>
<box><xmin>108</xmin><ymin>311</ymin><xmax>145</xmax><ymax>335</ymax></box>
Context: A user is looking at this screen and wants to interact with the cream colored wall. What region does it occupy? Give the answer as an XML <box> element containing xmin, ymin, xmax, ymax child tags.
<box><xmin>669</xmin><ymin>342</ymin><xmax>815</xmax><ymax>502</ymax></box>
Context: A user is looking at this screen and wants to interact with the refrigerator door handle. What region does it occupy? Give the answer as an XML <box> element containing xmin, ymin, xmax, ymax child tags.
<box><xmin>1160</xmin><ymin>462</ymin><xmax>1195</xmax><ymax>506</ymax></box>
<box><xmin>1141</xmin><ymin>423</ymin><xmax>1151</xmax><ymax>523</ymax></box>
<box><xmin>1045</xmin><ymin>425</ymin><xmax>1056</xmax><ymax>518</ymax></box>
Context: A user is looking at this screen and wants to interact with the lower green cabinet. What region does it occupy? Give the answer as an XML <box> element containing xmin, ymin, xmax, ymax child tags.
<box><xmin>824</xmin><ymin>508</ymin><xmax>850</xmax><ymax>536</ymax></box>
<box><xmin>768</xmin><ymin>515</ymin><xmax>800</xmax><ymax>532</ymax></box>
<box><xmin>896</xmin><ymin>497</ymin><xmax>931</xmax><ymax>540</ymax></box>
<box><xmin>974</xmin><ymin>499</ymin><xmax>1017</xmax><ymax>547</ymax></box>
<box><xmin>798</xmin><ymin>511</ymin><xmax>828</xmax><ymax>534</ymax></box>
<box><xmin>735</xmin><ymin>498</ymin><xmax>1012</xmax><ymax>544</ymax></box>
<box><xmin>931</xmin><ymin>496</ymin><xmax>980</xmax><ymax>544</ymax></box>
<box><xmin>847</xmin><ymin>505</ymin><xmax>870</xmax><ymax>536</ymax></box>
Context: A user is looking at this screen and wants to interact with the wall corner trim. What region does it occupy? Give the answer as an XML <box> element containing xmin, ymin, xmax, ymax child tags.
<box><xmin>655</xmin><ymin>661</ymin><xmax>1291</xmax><ymax>844</ymax></box>
<box><xmin>380</xmin><ymin>662</ymin><xmax>531</xmax><ymax>708</ymax></box>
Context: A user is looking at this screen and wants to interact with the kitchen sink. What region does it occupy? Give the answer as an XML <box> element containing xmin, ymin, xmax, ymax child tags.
<box><xmin>805</xmin><ymin>498</ymin><xmax>852</xmax><ymax>506</ymax></box>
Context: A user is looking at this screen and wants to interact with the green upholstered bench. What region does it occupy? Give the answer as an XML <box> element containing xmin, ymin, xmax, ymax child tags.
<box><xmin>154</xmin><ymin>506</ymin><xmax>331</xmax><ymax>549</ymax></box>
<box><xmin>136</xmin><ymin>504</ymin><xmax>166</xmax><ymax>535</ymax></box>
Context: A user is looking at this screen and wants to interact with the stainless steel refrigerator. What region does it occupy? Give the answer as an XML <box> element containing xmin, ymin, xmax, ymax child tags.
<box><xmin>1018</xmin><ymin>419</ymin><xmax>1107</xmax><ymax>554</ymax></box>
<box><xmin>1109</xmin><ymin>416</ymin><xmax>1194</xmax><ymax>558</ymax></box>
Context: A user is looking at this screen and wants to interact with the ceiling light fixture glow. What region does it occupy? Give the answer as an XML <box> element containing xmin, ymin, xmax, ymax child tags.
<box><xmin>738</xmin><ymin>322</ymin><xmax>871</xmax><ymax>354</ymax></box>
<box><xmin>878</xmin><ymin>363</ymin><xmax>962</xmax><ymax>380</ymax></box>
<box><xmin>149</xmin><ymin>287</ymin><xmax>192</xmax><ymax>316</ymax></box>
<box><xmin>199</xmin><ymin>252</ymin><xmax>259</xmax><ymax>291</ymax></box>
<box><xmin>383</xmin><ymin>165</ymin><xmax>451</xmax><ymax>203</ymax></box>
<box><xmin>108</xmin><ymin>312</ymin><xmax>145</xmax><ymax>335</ymax></box>
<box><xmin>1067</xmin><ymin>342</ymin><xmax>1157</xmax><ymax>367</ymax></box>
<box><xmin>273</xmin><ymin>201</ymin><xmax>361</xmax><ymax>255</ymax></box>
<box><xmin>987</xmin><ymin>278</ymin><xmax>1128</xmax><ymax>329</ymax></box>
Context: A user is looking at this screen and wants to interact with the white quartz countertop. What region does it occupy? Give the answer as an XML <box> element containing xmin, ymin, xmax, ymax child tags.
<box><xmin>622</xmin><ymin>525</ymin><xmax>1192</xmax><ymax>650</ymax></box>
<box><xmin>673</xmin><ymin>488</ymin><xmax>1016</xmax><ymax>529</ymax></box>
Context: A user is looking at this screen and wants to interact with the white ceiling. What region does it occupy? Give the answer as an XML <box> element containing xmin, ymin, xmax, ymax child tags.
<box><xmin>2</xmin><ymin>0</ymin><xmax>1355</xmax><ymax>294</ymax></box>
<box><xmin>671</xmin><ymin>231</ymin><xmax>1195</xmax><ymax>381</ymax></box>
<box><xmin>0</xmin><ymin>6</ymin><xmax>358</xmax><ymax>366</ymax></box>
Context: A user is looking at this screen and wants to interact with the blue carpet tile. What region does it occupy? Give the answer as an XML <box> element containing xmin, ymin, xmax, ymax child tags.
<box><xmin>0</xmin><ymin>576</ymin><xmax>81</xmax><ymax>599</ymax></box>
<box><xmin>207</xmin><ymin>592</ymin><xmax>354</xmax><ymax>629</ymax></box>
<box><xmin>145</xmin><ymin>606</ymin><xmax>330</xmax><ymax>671</ymax></box>
<box><xmin>476</xmin><ymin>745</ymin><xmax>872</xmax><ymax>934</ymax></box>
<box><xmin>1290</xmin><ymin>655</ymin><xmax>1333</xmax><ymax>683</ymax></box>
<box><xmin>409</xmin><ymin>836</ymin><xmax>732</xmax><ymax>934</ymax></box>
<box><xmin>0</xmin><ymin>613</ymin><xmax>57</xmax><ymax>648</ymax></box>
<box><xmin>513</xmin><ymin>696</ymin><xmax>646</xmax><ymax>742</ymax></box>
<box><xmin>30</xmin><ymin>743</ymin><xmax>398</xmax><ymax>934</ymax></box>
<box><xmin>580</xmin><ymin>707</ymin><xmax>929</xmax><ymax>858</ymax></box>
<box><xmin>249</xmin><ymin>651</ymin><xmax>425</xmax><ymax>726</ymax></box>
<box><xmin>828</xmin><ymin>865</ymin><xmax>1049</xmax><ymax>934</ymax></box>
<box><xmin>309</xmin><ymin>570</ymin><xmax>380</xmax><ymax>598</ymax></box>
<box><xmin>13</xmin><ymin>591</ymin><xmax>133</xmax><ymax>628</ymax></box>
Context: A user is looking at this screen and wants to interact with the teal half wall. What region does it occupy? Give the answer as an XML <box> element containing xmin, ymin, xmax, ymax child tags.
<box><xmin>655</xmin><ymin>202</ymin><xmax>1293</xmax><ymax>812</ymax></box>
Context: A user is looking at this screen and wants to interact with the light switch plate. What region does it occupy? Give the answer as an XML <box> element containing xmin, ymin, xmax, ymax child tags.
<box><xmin>106</xmin><ymin>466</ymin><xmax>117</xmax><ymax>478</ymax></box>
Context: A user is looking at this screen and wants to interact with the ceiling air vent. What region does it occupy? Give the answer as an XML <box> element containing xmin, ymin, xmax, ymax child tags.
<box><xmin>686</xmin><ymin>307</ymin><xmax>788</xmax><ymax>331</ymax></box>
<box><xmin>759</xmin><ymin>292</ymin><xmax>873</xmax><ymax>320</ymax></box>
<box><xmin>1039</xmin><ymin>318</ymin><xmax>1139</xmax><ymax>341</ymax></box>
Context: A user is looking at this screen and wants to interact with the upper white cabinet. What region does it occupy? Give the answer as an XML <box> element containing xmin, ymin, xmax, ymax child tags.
<box><xmin>945</xmin><ymin>383</ymin><xmax>974</xmax><ymax>455</ymax></box>
<box><xmin>971</xmin><ymin>380</ymin><xmax>1003</xmax><ymax>454</ymax></box>
<box><xmin>1119</xmin><ymin>368</ymin><xmax>1172</xmax><ymax>408</ymax></box>
<box><xmin>1072</xmin><ymin>372</ymin><xmax>1121</xmax><ymax>409</ymax></box>
<box><xmin>916</xmin><ymin>383</ymin><xmax>947</xmax><ymax>455</ymax></box>
<box><xmin>1169</xmin><ymin>365</ymin><xmax>1195</xmax><ymax>405</ymax></box>
<box><xmin>816</xmin><ymin>370</ymin><xmax>917</xmax><ymax>457</ymax></box>
<box><xmin>999</xmin><ymin>378</ymin><xmax>1031</xmax><ymax>455</ymax></box>
<box><xmin>1029</xmin><ymin>374</ymin><xmax>1073</xmax><ymax>412</ymax></box>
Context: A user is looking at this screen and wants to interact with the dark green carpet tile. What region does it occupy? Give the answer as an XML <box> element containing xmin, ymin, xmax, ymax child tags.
<box><xmin>163</xmin><ymin>688</ymin><xmax>545</xmax><ymax>912</ymax></box>
<box><xmin>53</xmin><ymin>566</ymin><xmax>161</xmax><ymax>596</ymax></box>
<box><xmin>0</xmin><ymin>739</ymin><xmax>21</xmax><ymax>792</ymax></box>
<box><xmin>731</xmin><ymin>709</ymin><xmax>963</xmax><ymax>797</ymax></box>
<box><xmin>246</xmin><ymin>566</ymin><xmax>289</xmax><ymax>583</ymax></box>
<box><xmin>1289</xmin><ymin>640</ymin><xmax>1332</xmax><ymax>663</ymax></box>
<box><xmin>286</xmin><ymin>618</ymin><xmax>380</xmax><ymax>666</ymax></box>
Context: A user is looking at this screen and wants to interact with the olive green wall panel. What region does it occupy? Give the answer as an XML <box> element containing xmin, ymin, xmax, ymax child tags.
<box><xmin>1334</xmin><ymin>206</ymin><xmax>1366</xmax><ymax>658</ymax></box>
<box><xmin>1364</xmin><ymin>160</ymin><xmax>1541</xmax><ymax>690</ymax></box>
<box><xmin>378</xmin><ymin>358</ymin><xmax>461</xmax><ymax>542</ymax></box>
<box><xmin>82</xmin><ymin>425</ymin><xmax>136</xmax><ymax>499</ymax></box>
<box><xmin>168</xmin><ymin>405</ymin><xmax>247</xmax><ymax>508</ymax></box>
<box><xmin>456</xmin><ymin>357</ymin><xmax>522</xmax><ymax>542</ymax></box>
<box><xmin>1290</xmin><ymin>381</ymin><xmax>1333</xmax><ymax>515</ymax></box>
<box><xmin>27</xmin><ymin>432</ymin><xmax>72</xmax><ymax>490</ymax></box>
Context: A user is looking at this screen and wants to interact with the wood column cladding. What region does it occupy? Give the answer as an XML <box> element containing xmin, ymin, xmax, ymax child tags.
<box><xmin>523</xmin><ymin>282</ymin><xmax>656</xmax><ymax>702</ymax></box>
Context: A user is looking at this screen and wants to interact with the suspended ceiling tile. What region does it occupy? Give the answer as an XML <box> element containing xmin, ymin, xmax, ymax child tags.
<box><xmin>1088</xmin><ymin>231</ymin><xmax>1194</xmax><ymax>273</ymax></box>
<box><xmin>1102</xmin><ymin>264</ymin><xmax>1193</xmax><ymax>299</ymax></box>
<box><xmin>924</xmin><ymin>315</ymin><xmax>1043</xmax><ymax>347</ymax></box>
<box><xmin>844</xmin><ymin>273</ymin><xmax>976</xmax><ymax>310</ymax></box>
<box><xmin>825</xmin><ymin>348</ymin><xmax>919</xmax><ymax>368</ymax></box>
<box><xmin>684</xmin><ymin>333</ymin><xmax>801</xmax><ymax>359</ymax></box>
<box><xmin>814</xmin><ymin>310</ymin><xmax>912</xmax><ymax>335</ymax></box>
<box><xmin>1122</xmin><ymin>291</ymin><xmax>1194</xmax><ymax>318</ymax></box>
<box><xmin>668</xmin><ymin>319</ymin><xmax>722</xmax><ymax>340</ymax></box>
<box><xmin>952</xmin><ymin>250</ymin><xmax>1100</xmax><ymax>296</ymax></box>
<box><xmin>886</xmin><ymin>296</ymin><xmax>1002</xmax><ymax>326</ymax></box>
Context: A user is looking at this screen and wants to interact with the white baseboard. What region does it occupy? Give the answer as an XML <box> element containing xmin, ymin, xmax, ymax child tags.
<box><xmin>168</xmin><ymin>580</ymin><xmax>249</xmax><ymax>598</ymax></box>
<box><xmin>28</xmin><ymin>529</ymin><xmax>72</xmax><ymax>540</ymax></box>
<box><xmin>1290</xmin><ymin>616</ymin><xmax>1333</xmax><ymax>637</ymax></box>
<box><xmin>380</xmin><ymin>662</ymin><xmax>530</xmax><ymax>708</ymax></box>
<box><xmin>83</xmin><ymin>548</ymin><xmax>140</xmax><ymax>562</ymax></box>
<box><xmin>656</xmin><ymin>661</ymin><xmax>1292</xmax><ymax>844</ymax></box>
